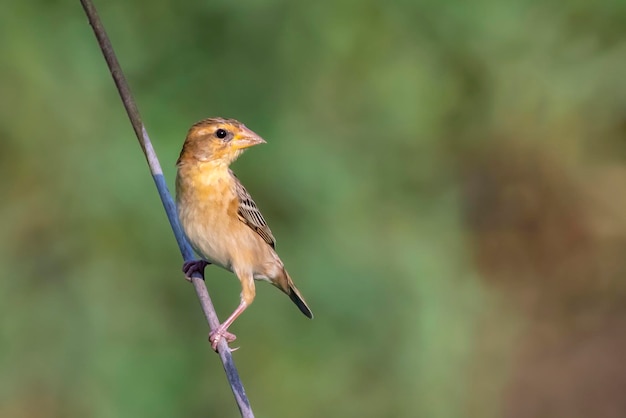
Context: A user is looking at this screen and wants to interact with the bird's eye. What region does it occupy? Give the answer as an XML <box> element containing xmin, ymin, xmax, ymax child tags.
<box><xmin>215</xmin><ymin>129</ymin><xmax>228</xmax><ymax>139</ymax></box>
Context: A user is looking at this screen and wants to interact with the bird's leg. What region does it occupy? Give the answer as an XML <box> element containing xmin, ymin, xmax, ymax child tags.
<box><xmin>209</xmin><ymin>302</ymin><xmax>247</xmax><ymax>351</ymax></box>
<box><xmin>209</xmin><ymin>273</ymin><xmax>256</xmax><ymax>351</ymax></box>
<box><xmin>182</xmin><ymin>259</ymin><xmax>210</xmax><ymax>282</ymax></box>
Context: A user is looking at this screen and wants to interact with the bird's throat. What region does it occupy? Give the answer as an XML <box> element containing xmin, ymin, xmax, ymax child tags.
<box><xmin>176</xmin><ymin>162</ymin><xmax>234</xmax><ymax>204</ymax></box>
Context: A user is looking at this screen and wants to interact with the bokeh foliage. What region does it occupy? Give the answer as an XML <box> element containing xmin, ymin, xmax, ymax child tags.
<box><xmin>1</xmin><ymin>0</ymin><xmax>626</xmax><ymax>417</ymax></box>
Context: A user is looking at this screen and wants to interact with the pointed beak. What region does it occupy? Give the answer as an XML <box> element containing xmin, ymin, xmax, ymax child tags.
<box><xmin>232</xmin><ymin>126</ymin><xmax>266</xmax><ymax>150</ymax></box>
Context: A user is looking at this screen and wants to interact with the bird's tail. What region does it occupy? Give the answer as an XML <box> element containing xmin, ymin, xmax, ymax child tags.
<box><xmin>279</xmin><ymin>270</ymin><xmax>313</xmax><ymax>319</ymax></box>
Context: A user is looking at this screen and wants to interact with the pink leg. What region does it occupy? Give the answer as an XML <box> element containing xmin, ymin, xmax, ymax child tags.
<box><xmin>182</xmin><ymin>259</ymin><xmax>210</xmax><ymax>281</ymax></box>
<box><xmin>209</xmin><ymin>301</ymin><xmax>249</xmax><ymax>351</ymax></box>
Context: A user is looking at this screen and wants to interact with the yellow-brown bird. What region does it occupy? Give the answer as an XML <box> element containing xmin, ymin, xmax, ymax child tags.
<box><xmin>176</xmin><ymin>117</ymin><xmax>313</xmax><ymax>350</ymax></box>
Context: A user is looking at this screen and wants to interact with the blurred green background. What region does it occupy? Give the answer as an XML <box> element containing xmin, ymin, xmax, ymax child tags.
<box><xmin>2</xmin><ymin>0</ymin><xmax>626</xmax><ymax>417</ymax></box>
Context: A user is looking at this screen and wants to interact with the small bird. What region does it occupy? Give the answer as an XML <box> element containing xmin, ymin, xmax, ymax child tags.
<box><xmin>176</xmin><ymin>117</ymin><xmax>313</xmax><ymax>350</ymax></box>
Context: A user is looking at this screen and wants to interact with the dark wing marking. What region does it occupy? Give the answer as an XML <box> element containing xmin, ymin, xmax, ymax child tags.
<box><xmin>231</xmin><ymin>170</ymin><xmax>276</xmax><ymax>248</ymax></box>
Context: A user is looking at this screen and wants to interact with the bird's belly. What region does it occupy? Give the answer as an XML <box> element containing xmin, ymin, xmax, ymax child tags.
<box><xmin>177</xmin><ymin>194</ymin><xmax>228</xmax><ymax>267</ymax></box>
<box><xmin>182</xmin><ymin>215</ymin><xmax>237</xmax><ymax>271</ymax></box>
<box><xmin>179</xmin><ymin>204</ymin><xmax>271</xmax><ymax>275</ymax></box>
<box><xmin>190</xmin><ymin>225</ymin><xmax>275</xmax><ymax>275</ymax></box>
<box><xmin>178</xmin><ymin>189</ymin><xmax>283</xmax><ymax>280</ymax></box>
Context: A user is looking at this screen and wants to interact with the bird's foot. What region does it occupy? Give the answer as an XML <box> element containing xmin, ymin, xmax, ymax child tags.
<box><xmin>182</xmin><ymin>260</ymin><xmax>210</xmax><ymax>282</ymax></box>
<box><xmin>209</xmin><ymin>327</ymin><xmax>237</xmax><ymax>352</ymax></box>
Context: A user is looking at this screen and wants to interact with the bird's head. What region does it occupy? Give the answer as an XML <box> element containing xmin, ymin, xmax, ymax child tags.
<box><xmin>177</xmin><ymin>117</ymin><xmax>266</xmax><ymax>166</ymax></box>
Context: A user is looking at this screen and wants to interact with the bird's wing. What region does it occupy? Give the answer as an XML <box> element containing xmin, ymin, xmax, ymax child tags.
<box><xmin>231</xmin><ymin>171</ymin><xmax>276</xmax><ymax>248</ymax></box>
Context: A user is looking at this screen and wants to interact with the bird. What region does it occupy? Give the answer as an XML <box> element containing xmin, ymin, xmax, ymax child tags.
<box><xmin>175</xmin><ymin>117</ymin><xmax>313</xmax><ymax>350</ymax></box>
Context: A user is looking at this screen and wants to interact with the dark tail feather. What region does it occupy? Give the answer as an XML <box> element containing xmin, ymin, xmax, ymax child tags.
<box><xmin>277</xmin><ymin>269</ymin><xmax>313</xmax><ymax>318</ymax></box>
<box><xmin>288</xmin><ymin>284</ymin><xmax>313</xmax><ymax>319</ymax></box>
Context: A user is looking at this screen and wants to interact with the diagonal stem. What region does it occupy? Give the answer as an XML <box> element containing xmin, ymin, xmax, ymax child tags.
<box><xmin>78</xmin><ymin>1</ymin><xmax>254</xmax><ymax>416</ymax></box>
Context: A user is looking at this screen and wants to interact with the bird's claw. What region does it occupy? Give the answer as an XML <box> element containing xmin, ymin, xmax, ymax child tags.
<box><xmin>209</xmin><ymin>329</ymin><xmax>237</xmax><ymax>352</ymax></box>
<box><xmin>182</xmin><ymin>260</ymin><xmax>210</xmax><ymax>282</ymax></box>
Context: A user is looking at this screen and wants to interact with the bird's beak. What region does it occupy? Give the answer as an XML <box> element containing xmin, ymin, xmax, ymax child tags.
<box><xmin>232</xmin><ymin>127</ymin><xmax>266</xmax><ymax>150</ymax></box>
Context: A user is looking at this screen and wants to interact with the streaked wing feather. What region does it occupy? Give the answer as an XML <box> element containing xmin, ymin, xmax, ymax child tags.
<box><xmin>231</xmin><ymin>171</ymin><xmax>276</xmax><ymax>248</ymax></box>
